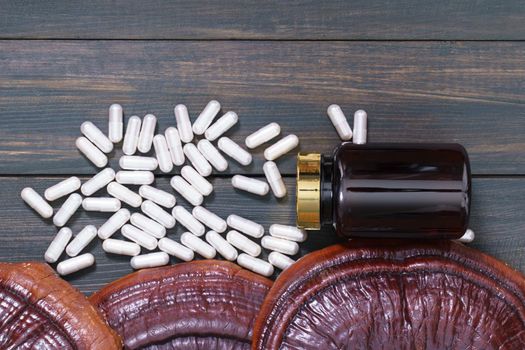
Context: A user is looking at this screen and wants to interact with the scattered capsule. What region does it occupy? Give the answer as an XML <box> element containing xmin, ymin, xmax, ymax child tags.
<box><xmin>44</xmin><ymin>227</ymin><xmax>72</xmax><ymax>263</ymax></box>
<box><xmin>183</xmin><ymin>143</ymin><xmax>212</xmax><ymax>177</ymax></box>
<box><xmin>107</xmin><ymin>182</ymin><xmax>142</xmax><ymax>208</ymax></box>
<box><xmin>269</xmin><ymin>224</ymin><xmax>307</xmax><ymax>242</ymax></box>
<box><xmin>116</xmin><ymin>170</ymin><xmax>154</xmax><ymax>185</ymax></box>
<box><xmin>237</xmin><ymin>253</ymin><xmax>274</xmax><ymax>277</ymax></box>
<box><xmin>193</xmin><ymin>100</ymin><xmax>221</xmax><ymax>135</ymax></box>
<box><xmin>180</xmin><ymin>232</ymin><xmax>216</xmax><ymax>259</ymax></box>
<box><xmin>119</xmin><ymin>155</ymin><xmax>158</xmax><ymax>170</ymax></box>
<box><xmin>158</xmin><ymin>237</ymin><xmax>194</xmax><ymax>262</ymax></box>
<box><xmin>82</xmin><ymin>197</ymin><xmax>121</xmax><ymax>212</ymax></box>
<box><xmin>192</xmin><ymin>206</ymin><xmax>227</xmax><ymax>233</ymax></box>
<box><xmin>264</xmin><ymin>134</ymin><xmax>299</xmax><ymax>161</ymax></box>
<box><xmin>80</xmin><ymin>121</ymin><xmax>113</xmax><ymax>153</ymax></box>
<box><xmin>108</xmin><ymin>104</ymin><xmax>123</xmax><ymax>143</ymax></box>
<box><xmin>353</xmin><ymin>109</ymin><xmax>367</xmax><ymax>144</ymax></box>
<box><xmin>81</xmin><ymin>168</ymin><xmax>115</xmax><ymax>196</ymax></box>
<box><xmin>137</xmin><ymin>114</ymin><xmax>157</xmax><ymax>153</ymax></box>
<box><xmin>139</xmin><ymin>185</ymin><xmax>176</xmax><ymax>208</ymax></box>
<box><xmin>205</xmin><ymin>111</ymin><xmax>238</xmax><ymax>141</ymax></box>
<box><xmin>226</xmin><ymin>214</ymin><xmax>264</xmax><ymax>238</ymax></box>
<box><xmin>197</xmin><ymin>139</ymin><xmax>228</xmax><ymax>172</ymax></box>
<box><xmin>98</xmin><ymin>208</ymin><xmax>131</xmax><ymax>239</ymax></box>
<box><xmin>102</xmin><ymin>239</ymin><xmax>141</xmax><ymax>256</ymax></box>
<box><xmin>153</xmin><ymin>134</ymin><xmax>173</xmax><ymax>173</ymax></box>
<box><xmin>76</xmin><ymin>136</ymin><xmax>108</xmax><ymax>168</ymax></box>
<box><xmin>170</xmin><ymin>175</ymin><xmax>203</xmax><ymax>206</ymax></box>
<box><xmin>121</xmin><ymin>224</ymin><xmax>158</xmax><ymax>250</ymax></box>
<box><xmin>181</xmin><ymin>166</ymin><xmax>213</xmax><ymax>196</ymax></box>
<box><xmin>44</xmin><ymin>176</ymin><xmax>81</xmax><ymax>201</ymax></box>
<box><xmin>231</xmin><ymin>175</ymin><xmax>269</xmax><ymax>196</ymax></box>
<box><xmin>131</xmin><ymin>252</ymin><xmax>169</xmax><ymax>269</ymax></box>
<box><xmin>457</xmin><ymin>228</ymin><xmax>475</xmax><ymax>243</ymax></box>
<box><xmin>53</xmin><ymin>193</ymin><xmax>83</xmax><ymax>227</ymax></box>
<box><xmin>122</xmin><ymin>116</ymin><xmax>141</xmax><ymax>155</ymax></box>
<box><xmin>206</xmin><ymin>231</ymin><xmax>238</xmax><ymax>261</ymax></box>
<box><xmin>174</xmin><ymin>104</ymin><xmax>193</xmax><ymax>143</ymax></box>
<box><xmin>66</xmin><ymin>225</ymin><xmax>97</xmax><ymax>257</ymax></box>
<box><xmin>263</xmin><ymin>161</ymin><xmax>286</xmax><ymax>198</ymax></box>
<box><xmin>226</xmin><ymin>230</ymin><xmax>261</xmax><ymax>257</ymax></box>
<box><xmin>261</xmin><ymin>236</ymin><xmax>299</xmax><ymax>255</ymax></box>
<box><xmin>131</xmin><ymin>212</ymin><xmax>166</xmax><ymax>239</ymax></box>
<box><xmin>327</xmin><ymin>104</ymin><xmax>353</xmax><ymax>141</ymax></box>
<box><xmin>245</xmin><ymin>122</ymin><xmax>281</xmax><ymax>149</ymax></box>
<box><xmin>172</xmin><ymin>206</ymin><xmax>205</xmax><ymax>236</ymax></box>
<box><xmin>21</xmin><ymin>187</ymin><xmax>53</xmax><ymax>218</ymax></box>
<box><xmin>268</xmin><ymin>251</ymin><xmax>295</xmax><ymax>270</ymax></box>
<box><xmin>57</xmin><ymin>253</ymin><xmax>95</xmax><ymax>276</ymax></box>
<box><xmin>218</xmin><ymin>137</ymin><xmax>252</xmax><ymax>166</ymax></box>
<box><xmin>165</xmin><ymin>127</ymin><xmax>185</xmax><ymax>165</ymax></box>
<box><xmin>141</xmin><ymin>200</ymin><xmax>176</xmax><ymax>228</ymax></box>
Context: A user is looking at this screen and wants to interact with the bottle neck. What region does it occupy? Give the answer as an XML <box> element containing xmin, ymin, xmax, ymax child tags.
<box><xmin>320</xmin><ymin>155</ymin><xmax>333</xmax><ymax>226</ymax></box>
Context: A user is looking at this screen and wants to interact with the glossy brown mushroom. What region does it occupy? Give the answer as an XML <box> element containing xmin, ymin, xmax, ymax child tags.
<box><xmin>254</xmin><ymin>240</ymin><xmax>525</xmax><ymax>350</ymax></box>
<box><xmin>0</xmin><ymin>262</ymin><xmax>121</xmax><ymax>349</ymax></box>
<box><xmin>90</xmin><ymin>260</ymin><xmax>272</xmax><ymax>349</ymax></box>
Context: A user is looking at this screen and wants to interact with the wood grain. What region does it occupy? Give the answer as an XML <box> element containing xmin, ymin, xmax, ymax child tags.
<box><xmin>1</xmin><ymin>1</ymin><xmax>524</xmax><ymax>40</ymax></box>
<box><xmin>1</xmin><ymin>41</ymin><xmax>524</xmax><ymax>175</ymax></box>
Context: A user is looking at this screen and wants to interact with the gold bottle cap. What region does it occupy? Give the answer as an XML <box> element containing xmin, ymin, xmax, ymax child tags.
<box><xmin>296</xmin><ymin>153</ymin><xmax>321</xmax><ymax>230</ymax></box>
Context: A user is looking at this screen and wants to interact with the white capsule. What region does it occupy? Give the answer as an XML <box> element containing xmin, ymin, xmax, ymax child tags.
<box><xmin>183</xmin><ymin>143</ymin><xmax>212</xmax><ymax>177</ymax></box>
<box><xmin>263</xmin><ymin>161</ymin><xmax>286</xmax><ymax>198</ymax></box>
<box><xmin>158</xmin><ymin>237</ymin><xmax>194</xmax><ymax>262</ymax></box>
<box><xmin>44</xmin><ymin>177</ymin><xmax>81</xmax><ymax>201</ymax></box>
<box><xmin>205</xmin><ymin>111</ymin><xmax>238</xmax><ymax>141</ymax></box>
<box><xmin>153</xmin><ymin>134</ymin><xmax>173</xmax><ymax>173</ymax></box>
<box><xmin>457</xmin><ymin>228</ymin><xmax>475</xmax><ymax>243</ymax></box>
<box><xmin>237</xmin><ymin>253</ymin><xmax>274</xmax><ymax>277</ymax></box>
<box><xmin>217</xmin><ymin>137</ymin><xmax>252</xmax><ymax>166</ymax></box>
<box><xmin>353</xmin><ymin>109</ymin><xmax>367</xmax><ymax>144</ymax></box>
<box><xmin>181</xmin><ymin>166</ymin><xmax>213</xmax><ymax>196</ymax></box>
<box><xmin>137</xmin><ymin>114</ymin><xmax>157</xmax><ymax>153</ymax></box>
<box><xmin>268</xmin><ymin>251</ymin><xmax>295</xmax><ymax>270</ymax></box>
<box><xmin>80</xmin><ymin>121</ymin><xmax>113</xmax><ymax>153</ymax></box>
<box><xmin>264</xmin><ymin>134</ymin><xmax>299</xmax><ymax>161</ymax></box>
<box><xmin>180</xmin><ymin>232</ymin><xmax>216</xmax><ymax>259</ymax></box>
<box><xmin>119</xmin><ymin>155</ymin><xmax>158</xmax><ymax>170</ymax></box>
<box><xmin>245</xmin><ymin>122</ymin><xmax>281</xmax><ymax>149</ymax></box>
<box><xmin>122</xmin><ymin>116</ymin><xmax>141</xmax><ymax>155</ymax></box>
<box><xmin>108</xmin><ymin>104</ymin><xmax>123</xmax><ymax>143</ymax></box>
<box><xmin>193</xmin><ymin>100</ymin><xmax>221</xmax><ymax>135</ymax></box>
<box><xmin>172</xmin><ymin>206</ymin><xmax>205</xmax><ymax>236</ymax></box>
<box><xmin>82</xmin><ymin>197</ymin><xmax>121</xmax><ymax>212</ymax></box>
<box><xmin>226</xmin><ymin>230</ymin><xmax>261</xmax><ymax>257</ymax></box>
<box><xmin>102</xmin><ymin>239</ymin><xmax>141</xmax><ymax>256</ymax></box>
<box><xmin>21</xmin><ymin>187</ymin><xmax>53</xmax><ymax>219</ymax></box>
<box><xmin>130</xmin><ymin>212</ymin><xmax>166</xmax><ymax>239</ymax></box>
<box><xmin>56</xmin><ymin>253</ymin><xmax>95</xmax><ymax>276</ymax></box>
<box><xmin>231</xmin><ymin>175</ymin><xmax>269</xmax><ymax>196</ymax></box>
<box><xmin>131</xmin><ymin>252</ymin><xmax>169</xmax><ymax>269</ymax></box>
<box><xmin>226</xmin><ymin>214</ymin><xmax>264</xmax><ymax>238</ymax></box>
<box><xmin>261</xmin><ymin>236</ymin><xmax>299</xmax><ymax>255</ymax></box>
<box><xmin>81</xmin><ymin>168</ymin><xmax>115</xmax><ymax>196</ymax></box>
<box><xmin>66</xmin><ymin>225</ymin><xmax>97</xmax><ymax>257</ymax></box>
<box><xmin>116</xmin><ymin>170</ymin><xmax>154</xmax><ymax>185</ymax></box>
<box><xmin>121</xmin><ymin>224</ymin><xmax>158</xmax><ymax>250</ymax></box>
<box><xmin>205</xmin><ymin>231</ymin><xmax>237</xmax><ymax>261</ymax></box>
<box><xmin>192</xmin><ymin>206</ymin><xmax>227</xmax><ymax>233</ymax></box>
<box><xmin>53</xmin><ymin>193</ymin><xmax>83</xmax><ymax>227</ymax></box>
<box><xmin>141</xmin><ymin>200</ymin><xmax>176</xmax><ymax>228</ymax></box>
<box><xmin>170</xmin><ymin>175</ymin><xmax>203</xmax><ymax>206</ymax></box>
<box><xmin>98</xmin><ymin>208</ymin><xmax>131</xmax><ymax>239</ymax></box>
<box><xmin>44</xmin><ymin>227</ymin><xmax>73</xmax><ymax>263</ymax></box>
<box><xmin>174</xmin><ymin>104</ymin><xmax>193</xmax><ymax>143</ymax></box>
<box><xmin>165</xmin><ymin>127</ymin><xmax>185</xmax><ymax>165</ymax></box>
<box><xmin>269</xmin><ymin>224</ymin><xmax>307</xmax><ymax>242</ymax></box>
<box><xmin>327</xmin><ymin>104</ymin><xmax>353</xmax><ymax>141</ymax></box>
<box><xmin>139</xmin><ymin>185</ymin><xmax>176</xmax><ymax>208</ymax></box>
<box><xmin>76</xmin><ymin>136</ymin><xmax>108</xmax><ymax>168</ymax></box>
<box><xmin>197</xmin><ymin>139</ymin><xmax>228</xmax><ymax>172</ymax></box>
<box><xmin>107</xmin><ymin>182</ymin><xmax>142</xmax><ymax>208</ymax></box>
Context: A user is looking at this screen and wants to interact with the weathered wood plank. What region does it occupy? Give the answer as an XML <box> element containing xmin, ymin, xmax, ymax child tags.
<box><xmin>1</xmin><ymin>176</ymin><xmax>523</xmax><ymax>295</ymax></box>
<box><xmin>0</xmin><ymin>41</ymin><xmax>524</xmax><ymax>175</ymax></box>
<box><xmin>1</xmin><ymin>1</ymin><xmax>524</xmax><ymax>40</ymax></box>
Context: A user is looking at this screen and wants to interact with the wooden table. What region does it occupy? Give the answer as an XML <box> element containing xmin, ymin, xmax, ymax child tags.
<box><xmin>1</xmin><ymin>1</ymin><xmax>524</xmax><ymax>295</ymax></box>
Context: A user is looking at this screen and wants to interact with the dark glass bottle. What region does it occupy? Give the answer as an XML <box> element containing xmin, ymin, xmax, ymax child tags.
<box><xmin>296</xmin><ymin>143</ymin><xmax>471</xmax><ymax>239</ymax></box>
